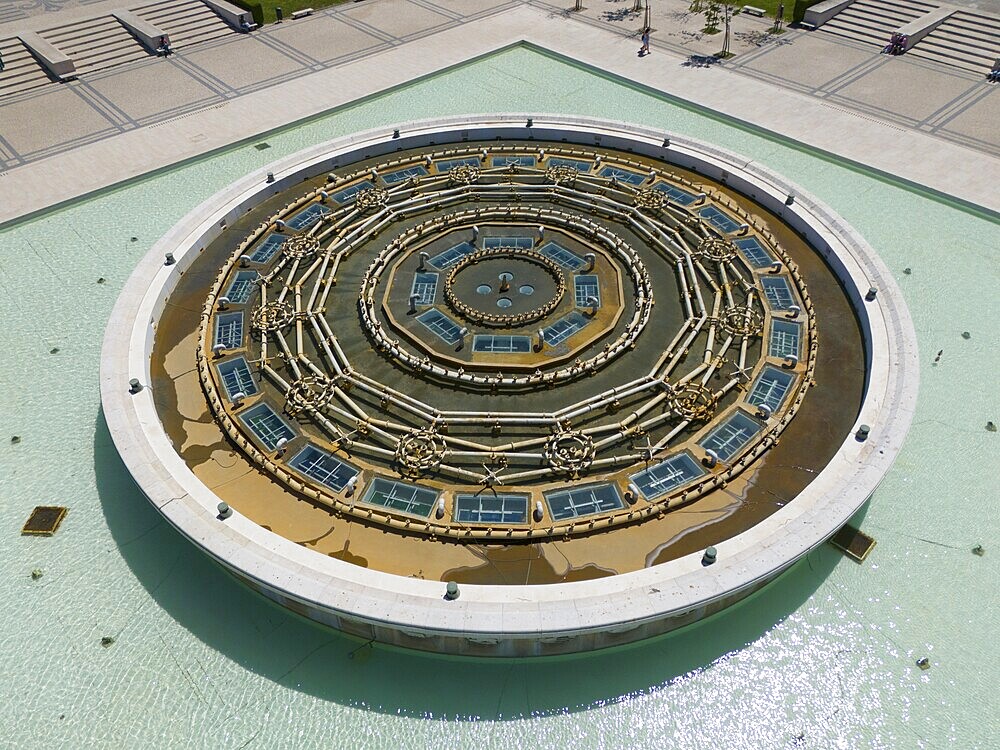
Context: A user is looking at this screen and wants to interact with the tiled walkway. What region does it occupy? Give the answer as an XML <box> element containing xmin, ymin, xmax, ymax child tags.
<box><xmin>0</xmin><ymin>0</ymin><xmax>520</xmax><ymax>171</ymax></box>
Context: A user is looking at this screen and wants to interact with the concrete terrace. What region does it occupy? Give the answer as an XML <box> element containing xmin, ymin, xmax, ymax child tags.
<box><xmin>0</xmin><ymin>0</ymin><xmax>998</xmax><ymax>227</ymax></box>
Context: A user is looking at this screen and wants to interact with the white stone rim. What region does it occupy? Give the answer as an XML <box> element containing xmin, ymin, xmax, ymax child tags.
<box><xmin>100</xmin><ymin>114</ymin><xmax>919</xmax><ymax>640</ymax></box>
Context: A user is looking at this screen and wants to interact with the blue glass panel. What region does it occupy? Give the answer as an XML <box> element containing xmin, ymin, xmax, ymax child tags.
<box><xmin>542</xmin><ymin>311</ymin><xmax>589</xmax><ymax>346</ymax></box>
<box><xmin>332</xmin><ymin>180</ymin><xmax>374</xmax><ymax>204</ymax></box>
<box><xmin>574</xmin><ymin>274</ymin><xmax>600</xmax><ymax>307</ymax></box>
<box><xmin>289</xmin><ymin>445</ymin><xmax>359</xmax><ymax>492</ymax></box>
<box><xmin>248</xmin><ymin>234</ymin><xmax>286</xmax><ymax>263</ymax></box>
<box><xmin>545</xmin><ymin>484</ymin><xmax>624</xmax><ymax>521</ymax></box>
<box><xmin>699</xmin><ymin>206</ymin><xmax>741</xmax><ymax>233</ymax></box>
<box><xmin>747</xmin><ymin>367</ymin><xmax>796</xmax><ymax>412</ymax></box>
<box><xmin>699</xmin><ymin>411</ymin><xmax>762</xmax><ymax>461</ymax></box>
<box><xmin>240</xmin><ymin>403</ymin><xmax>294</xmax><ymax>450</ymax></box>
<box><xmin>362</xmin><ymin>477</ymin><xmax>438</xmax><ymax>517</ymax></box>
<box><xmin>538</xmin><ymin>241</ymin><xmax>584</xmax><ymax>270</ymax></box>
<box><xmin>547</xmin><ymin>157</ymin><xmax>592</xmax><ymax>172</ymax></box>
<box><xmin>434</xmin><ymin>157</ymin><xmax>480</xmax><ymax>171</ymax></box>
<box><xmin>416</xmin><ymin>309</ymin><xmax>463</xmax><ymax>344</ymax></box>
<box><xmin>630</xmin><ymin>452</ymin><xmax>706</xmax><ymax>500</ymax></box>
<box><xmin>286</xmin><ymin>203</ymin><xmax>330</xmax><ymax>230</ymax></box>
<box><xmin>429</xmin><ymin>242</ymin><xmax>474</xmax><ymax>269</ymax></box>
<box><xmin>483</xmin><ymin>236</ymin><xmax>533</xmax><ymax>250</ymax></box>
<box><xmin>382</xmin><ymin>165</ymin><xmax>429</xmax><ymax>185</ymax></box>
<box><xmin>216</xmin><ymin>356</ymin><xmax>257</xmax><ymax>399</ymax></box>
<box><xmin>760</xmin><ymin>276</ymin><xmax>796</xmax><ymax>311</ymax></box>
<box><xmin>491</xmin><ymin>155</ymin><xmax>536</xmax><ymax>167</ymax></box>
<box><xmin>769</xmin><ymin>319</ymin><xmax>801</xmax><ymax>359</ymax></box>
<box><xmin>225</xmin><ymin>271</ymin><xmax>258</xmax><ymax>304</ymax></box>
<box><xmin>213</xmin><ymin>312</ymin><xmax>244</xmax><ymax>349</ymax></box>
<box><xmin>454</xmin><ymin>493</ymin><xmax>529</xmax><ymax>524</ymax></box>
<box><xmin>472</xmin><ymin>335</ymin><xmax>532</xmax><ymax>353</ymax></box>
<box><xmin>734</xmin><ymin>237</ymin><xmax>773</xmax><ymax>268</ymax></box>
<box><xmin>652</xmin><ymin>182</ymin><xmax>697</xmax><ymax>205</ymax></box>
<box><xmin>599</xmin><ymin>166</ymin><xmax>645</xmax><ymax>185</ymax></box>
<box><xmin>410</xmin><ymin>272</ymin><xmax>438</xmax><ymax>305</ymax></box>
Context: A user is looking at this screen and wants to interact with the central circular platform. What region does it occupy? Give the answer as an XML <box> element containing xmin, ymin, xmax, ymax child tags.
<box><xmin>101</xmin><ymin>116</ymin><xmax>917</xmax><ymax>656</ymax></box>
<box><xmin>444</xmin><ymin>249</ymin><xmax>563</xmax><ymax>324</ymax></box>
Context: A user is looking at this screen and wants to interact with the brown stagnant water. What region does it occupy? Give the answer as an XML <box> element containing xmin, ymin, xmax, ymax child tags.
<box><xmin>149</xmin><ymin>142</ymin><xmax>865</xmax><ymax>585</ymax></box>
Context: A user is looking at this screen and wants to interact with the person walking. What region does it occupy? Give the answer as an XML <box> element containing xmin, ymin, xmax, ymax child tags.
<box><xmin>640</xmin><ymin>28</ymin><xmax>651</xmax><ymax>56</ymax></box>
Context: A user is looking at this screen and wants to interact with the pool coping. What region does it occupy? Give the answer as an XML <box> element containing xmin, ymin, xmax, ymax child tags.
<box><xmin>100</xmin><ymin>114</ymin><xmax>920</xmax><ymax>656</ymax></box>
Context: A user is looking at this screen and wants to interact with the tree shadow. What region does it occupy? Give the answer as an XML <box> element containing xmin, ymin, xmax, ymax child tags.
<box><xmin>681</xmin><ymin>54</ymin><xmax>726</xmax><ymax>68</ymax></box>
<box><xmin>95</xmin><ymin>409</ymin><xmax>846</xmax><ymax>720</ymax></box>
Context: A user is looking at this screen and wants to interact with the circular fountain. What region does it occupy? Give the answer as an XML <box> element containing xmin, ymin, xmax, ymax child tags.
<box><xmin>100</xmin><ymin>116</ymin><xmax>917</xmax><ymax>656</ymax></box>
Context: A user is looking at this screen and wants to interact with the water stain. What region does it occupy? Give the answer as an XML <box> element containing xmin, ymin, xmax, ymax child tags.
<box><xmin>444</xmin><ymin>545</ymin><xmax>616</xmax><ymax>585</ymax></box>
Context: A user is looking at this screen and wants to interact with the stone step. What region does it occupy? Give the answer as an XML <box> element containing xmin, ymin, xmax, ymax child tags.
<box><xmin>33</xmin><ymin>13</ymin><xmax>155</xmax><ymax>77</ymax></box>
<box><xmin>74</xmin><ymin>45</ymin><xmax>150</xmax><ymax>76</ymax></box>
<box><xmin>0</xmin><ymin>39</ymin><xmax>56</xmax><ymax>98</ymax></box>
<box><xmin>47</xmin><ymin>28</ymin><xmax>138</xmax><ymax>57</ymax></box>
<box><xmin>169</xmin><ymin>25</ymin><xmax>233</xmax><ymax>49</ymax></box>
<box><xmin>137</xmin><ymin>2</ymin><xmax>216</xmax><ymax>25</ymax></box>
<box><xmin>938</xmin><ymin>16</ymin><xmax>1000</xmax><ymax>45</ymax></box>
<box><xmin>821</xmin><ymin>19</ymin><xmax>896</xmax><ymax>46</ymax></box>
<box><xmin>924</xmin><ymin>28</ymin><xmax>1000</xmax><ymax>57</ymax></box>
<box><xmin>0</xmin><ymin>64</ymin><xmax>53</xmax><ymax>90</ymax></box>
<box><xmin>154</xmin><ymin>11</ymin><xmax>227</xmax><ymax>35</ymax></box>
<box><xmin>906</xmin><ymin>45</ymin><xmax>994</xmax><ymax>73</ymax></box>
<box><xmin>133</xmin><ymin>0</ymin><xmax>236</xmax><ymax>49</ymax></box>
<box><xmin>859</xmin><ymin>0</ymin><xmax>938</xmax><ymax>14</ymax></box>
<box><xmin>905</xmin><ymin>9</ymin><xmax>1000</xmax><ymax>74</ymax></box>
<box><xmin>826</xmin><ymin>14</ymin><xmax>898</xmax><ymax>33</ymax></box>
<box><xmin>40</xmin><ymin>14</ymin><xmax>120</xmax><ymax>38</ymax></box>
<box><xmin>839</xmin><ymin>6</ymin><xmax>919</xmax><ymax>26</ymax></box>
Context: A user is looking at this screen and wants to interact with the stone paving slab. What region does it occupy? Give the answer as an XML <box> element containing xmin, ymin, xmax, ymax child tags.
<box><xmin>86</xmin><ymin>59</ymin><xmax>219</xmax><ymax>123</ymax></box>
<box><xmin>181</xmin><ymin>36</ymin><xmax>306</xmax><ymax>92</ymax></box>
<box><xmin>265</xmin><ymin>13</ymin><xmax>385</xmax><ymax>63</ymax></box>
<box><xmin>736</xmin><ymin>33</ymin><xmax>881</xmax><ymax>91</ymax></box>
<box><xmin>433</xmin><ymin>0</ymin><xmax>514</xmax><ymax>14</ymax></box>
<box><xmin>936</xmin><ymin>88</ymin><xmax>1000</xmax><ymax>145</ymax></box>
<box><xmin>0</xmin><ymin>85</ymin><xmax>115</xmax><ymax>158</ymax></box>
<box><xmin>831</xmin><ymin>56</ymin><xmax>983</xmax><ymax>124</ymax></box>
<box><xmin>343</xmin><ymin>0</ymin><xmax>453</xmax><ymax>39</ymax></box>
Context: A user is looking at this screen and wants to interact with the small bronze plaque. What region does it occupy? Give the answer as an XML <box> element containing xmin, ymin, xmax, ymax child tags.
<box><xmin>21</xmin><ymin>506</ymin><xmax>68</xmax><ymax>536</ymax></box>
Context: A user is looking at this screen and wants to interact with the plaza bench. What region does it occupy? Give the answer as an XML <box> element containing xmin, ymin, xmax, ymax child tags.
<box><xmin>291</xmin><ymin>8</ymin><xmax>314</xmax><ymax>19</ymax></box>
<box><xmin>742</xmin><ymin>6</ymin><xmax>766</xmax><ymax>16</ymax></box>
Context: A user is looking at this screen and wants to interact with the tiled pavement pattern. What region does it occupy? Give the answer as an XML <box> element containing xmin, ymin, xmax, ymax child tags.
<box><xmin>0</xmin><ymin>0</ymin><xmax>996</xmax><ymax>175</ymax></box>
<box><xmin>528</xmin><ymin>0</ymin><xmax>998</xmax><ymax>157</ymax></box>
<box><xmin>726</xmin><ymin>27</ymin><xmax>999</xmax><ymax>154</ymax></box>
<box><xmin>0</xmin><ymin>0</ymin><xmax>108</xmax><ymax>24</ymax></box>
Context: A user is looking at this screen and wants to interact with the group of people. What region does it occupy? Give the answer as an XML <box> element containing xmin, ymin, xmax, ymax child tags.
<box><xmin>882</xmin><ymin>33</ymin><xmax>909</xmax><ymax>56</ymax></box>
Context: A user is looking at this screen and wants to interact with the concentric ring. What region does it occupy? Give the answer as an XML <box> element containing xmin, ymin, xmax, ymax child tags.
<box><xmin>102</xmin><ymin>116</ymin><xmax>917</xmax><ymax>656</ymax></box>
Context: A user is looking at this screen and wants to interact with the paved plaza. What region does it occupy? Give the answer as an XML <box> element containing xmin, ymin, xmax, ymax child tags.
<box><xmin>0</xmin><ymin>0</ymin><xmax>997</xmax><ymax>224</ymax></box>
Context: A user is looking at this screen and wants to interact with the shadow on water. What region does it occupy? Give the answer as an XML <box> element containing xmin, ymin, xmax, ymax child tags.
<box><xmin>95</xmin><ymin>409</ymin><xmax>844</xmax><ymax>720</ymax></box>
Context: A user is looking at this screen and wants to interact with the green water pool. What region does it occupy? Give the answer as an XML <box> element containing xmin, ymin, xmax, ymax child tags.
<box><xmin>0</xmin><ymin>46</ymin><xmax>997</xmax><ymax>748</ymax></box>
